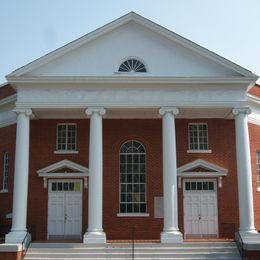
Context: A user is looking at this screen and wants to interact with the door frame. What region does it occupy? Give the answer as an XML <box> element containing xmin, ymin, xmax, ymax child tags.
<box><xmin>47</xmin><ymin>179</ymin><xmax>83</xmax><ymax>240</ymax></box>
<box><xmin>182</xmin><ymin>178</ymin><xmax>219</xmax><ymax>239</ymax></box>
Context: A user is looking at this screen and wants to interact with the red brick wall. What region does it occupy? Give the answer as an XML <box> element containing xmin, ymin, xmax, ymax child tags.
<box><xmin>1</xmin><ymin>118</ymin><xmax>258</xmax><ymax>240</ymax></box>
<box><xmin>0</xmin><ymin>124</ymin><xmax>16</xmax><ymax>235</ymax></box>
<box><xmin>249</xmin><ymin>123</ymin><xmax>260</xmax><ymax>231</ymax></box>
<box><xmin>248</xmin><ymin>85</ymin><xmax>260</xmax><ymax>98</ymax></box>
<box><xmin>27</xmin><ymin>119</ymin><xmax>89</xmax><ymax>240</ymax></box>
<box><xmin>0</xmin><ymin>85</ymin><xmax>16</xmax><ymax>100</ymax></box>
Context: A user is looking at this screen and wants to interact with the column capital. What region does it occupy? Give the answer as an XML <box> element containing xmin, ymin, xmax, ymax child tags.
<box><xmin>13</xmin><ymin>108</ymin><xmax>33</xmax><ymax>117</ymax></box>
<box><xmin>159</xmin><ymin>107</ymin><xmax>179</xmax><ymax>116</ymax></box>
<box><xmin>232</xmin><ymin>107</ymin><xmax>251</xmax><ymax>116</ymax></box>
<box><xmin>85</xmin><ymin>107</ymin><xmax>106</xmax><ymax>116</ymax></box>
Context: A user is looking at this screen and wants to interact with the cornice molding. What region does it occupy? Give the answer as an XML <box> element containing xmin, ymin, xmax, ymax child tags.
<box><xmin>0</xmin><ymin>94</ymin><xmax>17</xmax><ymax>107</ymax></box>
<box><xmin>6</xmin><ymin>76</ymin><xmax>256</xmax><ymax>85</ymax></box>
<box><xmin>247</xmin><ymin>93</ymin><xmax>260</xmax><ymax>104</ymax></box>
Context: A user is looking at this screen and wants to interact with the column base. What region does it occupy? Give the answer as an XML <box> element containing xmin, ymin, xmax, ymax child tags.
<box><xmin>83</xmin><ymin>231</ymin><xmax>106</xmax><ymax>244</ymax></box>
<box><xmin>161</xmin><ymin>230</ymin><xmax>183</xmax><ymax>244</ymax></box>
<box><xmin>5</xmin><ymin>231</ymin><xmax>31</xmax><ymax>244</ymax></box>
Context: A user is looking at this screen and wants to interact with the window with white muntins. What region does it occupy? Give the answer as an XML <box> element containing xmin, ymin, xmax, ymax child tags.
<box><xmin>56</xmin><ymin>124</ymin><xmax>77</xmax><ymax>151</ymax></box>
<box><xmin>118</xmin><ymin>59</ymin><xmax>147</xmax><ymax>73</ymax></box>
<box><xmin>188</xmin><ymin>123</ymin><xmax>209</xmax><ymax>151</ymax></box>
<box><xmin>2</xmin><ymin>152</ymin><xmax>9</xmax><ymax>191</ymax></box>
<box><xmin>119</xmin><ymin>140</ymin><xmax>147</xmax><ymax>214</ymax></box>
<box><xmin>257</xmin><ymin>151</ymin><xmax>260</xmax><ymax>190</ymax></box>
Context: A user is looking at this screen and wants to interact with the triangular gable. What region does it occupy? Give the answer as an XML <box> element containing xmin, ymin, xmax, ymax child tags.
<box><xmin>7</xmin><ymin>12</ymin><xmax>256</xmax><ymax>79</ymax></box>
<box><xmin>37</xmin><ymin>159</ymin><xmax>89</xmax><ymax>175</ymax></box>
<box><xmin>177</xmin><ymin>159</ymin><xmax>228</xmax><ymax>176</ymax></box>
<box><xmin>37</xmin><ymin>160</ymin><xmax>89</xmax><ymax>189</ymax></box>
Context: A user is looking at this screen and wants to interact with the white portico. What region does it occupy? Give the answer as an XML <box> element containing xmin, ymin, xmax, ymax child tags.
<box><xmin>3</xmin><ymin>12</ymin><xmax>259</xmax><ymax>245</ymax></box>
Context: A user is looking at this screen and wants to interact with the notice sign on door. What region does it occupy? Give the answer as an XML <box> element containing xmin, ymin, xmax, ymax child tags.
<box><xmin>154</xmin><ymin>197</ymin><xmax>163</xmax><ymax>218</ymax></box>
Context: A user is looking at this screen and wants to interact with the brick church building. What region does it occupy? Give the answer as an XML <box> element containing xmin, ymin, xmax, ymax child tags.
<box><xmin>0</xmin><ymin>12</ymin><xmax>259</xmax><ymax>252</ymax></box>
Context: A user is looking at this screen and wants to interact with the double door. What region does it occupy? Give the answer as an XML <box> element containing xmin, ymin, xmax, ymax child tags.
<box><xmin>48</xmin><ymin>180</ymin><xmax>82</xmax><ymax>239</ymax></box>
<box><xmin>183</xmin><ymin>180</ymin><xmax>218</xmax><ymax>238</ymax></box>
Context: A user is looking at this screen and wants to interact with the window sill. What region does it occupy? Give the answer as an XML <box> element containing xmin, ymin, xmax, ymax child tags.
<box><xmin>187</xmin><ymin>149</ymin><xmax>212</xmax><ymax>154</ymax></box>
<box><xmin>0</xmin><ymin>189</ymin><xmax>8</xmax><ymax>193</ymax></box>
<box><xmin>54</xmin><ymin>150</ymin><xmax>79</xmax><ymax>154</ymax></box>
<box><xmin>117</xmin><ymin>213</ymin><xmax>150</xmax><ymax>217</ymax></box>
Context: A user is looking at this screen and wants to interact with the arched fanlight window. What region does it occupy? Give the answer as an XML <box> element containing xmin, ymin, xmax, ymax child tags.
<box><xmin>118</xmin><ymin>59</ymin><xmax>147</xmax><ymax>73</ymax></box>
<box><xmin>119</xmin><ymin>140</ymin><xmax>146</xmax><ymax>213</ymax></box>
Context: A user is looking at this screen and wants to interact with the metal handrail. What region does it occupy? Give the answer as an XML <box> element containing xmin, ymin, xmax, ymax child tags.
<box><xmin>21</xmin><ymin>232</ymin><xmax>31</xmax><ymax>260</ymax></box>
<box><xmin>236</xmin><ymin>232</ymin><xmax>245</xmax><ymax>260</ymax></box>
<box><xmin>132</xmin><ymin>225</ymin><xmax>135</xmax><ymax>260</ymax></box>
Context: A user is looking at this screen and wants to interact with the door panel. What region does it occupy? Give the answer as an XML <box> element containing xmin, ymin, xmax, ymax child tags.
<box><xmin>48</xmin><ymin>193</ymin><xmax>65</xmax><ymax>237</ymax></box>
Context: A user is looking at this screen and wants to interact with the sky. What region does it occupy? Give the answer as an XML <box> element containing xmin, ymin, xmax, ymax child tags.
<box><xmin>0</xmin><ymin>0</ymin><xmax>260</xmax><ymax>84</ymax></box>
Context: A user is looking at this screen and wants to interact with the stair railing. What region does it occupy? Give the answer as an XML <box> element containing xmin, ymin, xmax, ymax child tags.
<box><xmin>132</xmin><ymin>225</ymin><xmax>135</xmax><ymax>260</ymax></box>
<box><xmin>21</xmin><ymin>231</ymin><xmax>31</xmax><ymax>260</ymax></box>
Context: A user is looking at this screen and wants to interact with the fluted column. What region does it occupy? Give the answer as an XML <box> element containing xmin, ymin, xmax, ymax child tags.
<box><xmin>159</xmin><ymin>107</ymin><xmax>183</xmax><ymax>243</ymax></box>
<box><xmin>6</xmin><ymin>109</ymin><xmax>32</xmax><ymax>243</ymax></box>
<box><xmin>84</xmin><ymin>107</ymin><xmax>106</xmax><ymax>244</ymax></box>
<box><xmin>232</xmin><ymin>108</ymin><xmax>257</xmax><ymax>236</ymax></box>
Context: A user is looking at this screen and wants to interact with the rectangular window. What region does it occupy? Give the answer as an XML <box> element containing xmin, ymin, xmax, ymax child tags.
<box><xmin>257</xmin><ymin>151</ymin><xmax>260</xmax><ymax>189</ymax></box>
<box><xmin>188</xmin><ymin>123</ymin><xmax>208</xmax><ymax>150</ymax></box>
<box><xmin>56</xmin><ymin>124</ymin><xmax>77</xmax><ymax>151</ymax></box>
<box><xmin>2</xmin><ymin>152</ymin><xmax>9</xmax><ymax>191</ymax></box>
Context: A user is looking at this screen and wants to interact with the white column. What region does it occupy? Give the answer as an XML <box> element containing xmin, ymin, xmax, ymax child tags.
<box><xmin>84</xmin><ymin>107</ymin><xmax>106</xmax><ymax>244</ymax></box>
<box><xmin>159</xmin><ymin>107</ymin><xmax>183</xmax><ymax>243</ymax></box>
<box><xmin>232</xmin><ymin>108</ymin><xmax>257</xmax><ymax>236</ymax></box>
<box><xmin>6</xmin><ymin>109</ymin><xmax>32</xmax><ymax>243</ymax></box>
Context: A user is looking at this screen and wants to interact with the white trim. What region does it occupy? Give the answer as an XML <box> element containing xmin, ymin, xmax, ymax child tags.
<box><xmin>0</xmin><ymin>118</ymin><xmax>16</xmax><ymax>128</ymax></box>
<box><xmin>178</xmin><ymin>172</ymin><xmax>227</xmax><ymax>178</ymax></box>
<box><xmin>257</xmin><ymin>187</ymin><xmax>260</xmax><ymax>192</ymax></box>
<box><xmin>0</xmin><ymin>94</ymin><xmax>17</xmax><ymax>107</ymax></box>
<box><xmin>37</xmin><ymin>159</ymin><xmax>88</xmax><ymax>174</ymax></box>
<box><xmin>187</xmin><ymin>150</ymin><xmax>212</xmax><ymax>153</ymax></box>
<box><xmin>7</xmin><ymin>12</ymin><xmax>256</xmax><ymax>78</ymax></box>
<box><xmin>37</xmin><ymin>160</ymin><xmax>89</xmax><ymax>189</ymax></box>
<box><xmin>7</xmin><ymin>76</ymin><xmax>256</xmax><ymax>84</ymax></box>
<box><xmin>0</xmin><ymin>244</ymin><xmax>23</xmax><ymax>252</ymax></box>
<box><xmin>38</xmin><ymin>173</ymin><xmax>88</xmax><ymax>178</ymax></box>
<box><xmin>117</xmin><ymin>213</ymin><xmax>150</xmax><ymax>217</ymax></box>
<box><xmin>0</xmin><ymin>189</ymin><xmax>8</xmax><ymax>193</ymax></box>
<box><xmin>177</xmin><ymin>159</ymin><xmax>228</xmax><ymax>174</ymax></box>
<box><xmin>54</xmin><ymin>150</ymin><xmax>79</xmax><ymax>154</ymax></box>
<box><xmin>247</xmin><ymin>93</ymin><xmax>260</xmax><ymax>104</ymax></box>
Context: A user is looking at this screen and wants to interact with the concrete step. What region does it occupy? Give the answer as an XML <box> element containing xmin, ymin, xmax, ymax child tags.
<box><xmin>24</xmin><ymin>242</ymin><xmax>242</xmax><ymax>260</ymax></box>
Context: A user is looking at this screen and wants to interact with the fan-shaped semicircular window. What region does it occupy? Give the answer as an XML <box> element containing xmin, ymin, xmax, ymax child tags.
<box><xmin>118</xmin><ymin>59</ymin><xmax>147</xmax><ymax>73</ymax></box>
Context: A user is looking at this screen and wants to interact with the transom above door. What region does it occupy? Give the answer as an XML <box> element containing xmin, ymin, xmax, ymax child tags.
<box><xmin>183</xmin><ymin>179</ymin><xmax>218</xmax><ymax>239</ymax></box>
<box><xmin>48</xmin><ymin>179</ymin><xmax>82</xmax><ymax>240</ymax></box>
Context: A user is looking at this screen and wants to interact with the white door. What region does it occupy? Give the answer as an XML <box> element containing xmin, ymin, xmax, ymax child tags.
<box><xmin>48</xmin><ymin>180</ymin><xmax>82</xmax><ymax>239</ymax></box>
<box><xmin>183</xmin><ymin>180</ymin><xmax>218</xmax><ymax>238</ymax></box>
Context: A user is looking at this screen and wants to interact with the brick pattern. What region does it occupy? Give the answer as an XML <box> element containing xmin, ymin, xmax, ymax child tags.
<box><xmin>0</xmin><ymin>118</ymin><xmax>259</xmax><ymax>241</ymax></box>
<box><xmin>249</xmin><ymin>123</ymin><xmax>260</xmax><ymax>230</ymax></box>
<box><xmin>0</xmin><ymin>124</ymin><xmax>16</xmax><ymax>234</ymax></box>
<box><xmin>0</xmin><ymin>84</ymin><xmax>16</xmax><ymax>100</ymax></box>
<box><xmin>248</xmin><ymin>84</ymin><xmax>260</xmax><ymax>98</ymax></box>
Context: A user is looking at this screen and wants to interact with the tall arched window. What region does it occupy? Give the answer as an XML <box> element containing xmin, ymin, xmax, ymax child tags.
<box><xmin>119</xmin><ymin>140</ymin><xmax>146</xmax><ymax>213</ymax></box>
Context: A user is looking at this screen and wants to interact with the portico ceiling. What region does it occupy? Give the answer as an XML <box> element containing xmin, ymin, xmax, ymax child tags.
<box><xmin>32</xmin><ymin>107</ymin><xmax>233</xmax><ymax>119</ymax></box>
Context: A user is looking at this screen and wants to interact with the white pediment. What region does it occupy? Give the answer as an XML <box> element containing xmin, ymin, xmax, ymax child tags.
<box><xmin>177</xmin><ymin>159</ymin><xmax>228</xmax><ymax>188</ymax></box>
<box><xmin>177</xmin><ymin>159</ymin><xmax>228</xmax><ymax>177</ymax></box>
<box><xmin>37</xmin><ymin>160</ymin><xmax>89</xmax><ymax>189</ymax></box>
<box><xmin>8</xmin><ymin>12</ymin><xmax>256</xmax><ymax>80</ymax></box>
